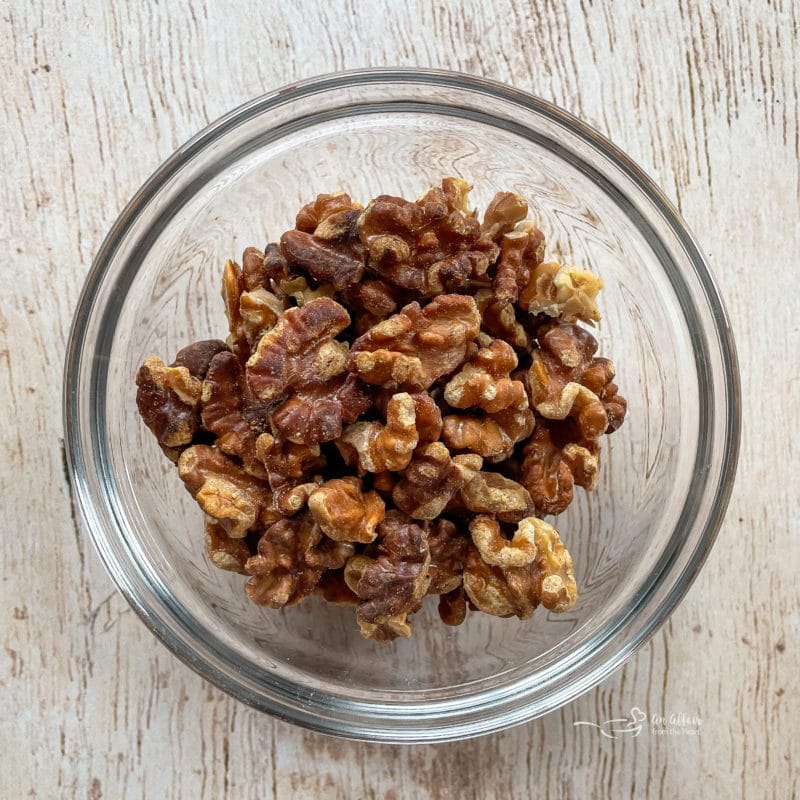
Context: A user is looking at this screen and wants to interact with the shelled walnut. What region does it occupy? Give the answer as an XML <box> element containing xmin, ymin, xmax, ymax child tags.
<box><xmin>343</xmin><ymin>511</ymin><xmax>431</xmax><ymax>641</ymax></box>
<box><xmin>134</xmin><ymin>177</ymin><xmax>626</xmax><ymax>641</ymax></box>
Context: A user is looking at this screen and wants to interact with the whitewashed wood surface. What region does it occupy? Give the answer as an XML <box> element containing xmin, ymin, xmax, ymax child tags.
<box><xmin>1</xmin><ymin>1</ymin><xmax>798</xmax><ymax>797</ymax></box>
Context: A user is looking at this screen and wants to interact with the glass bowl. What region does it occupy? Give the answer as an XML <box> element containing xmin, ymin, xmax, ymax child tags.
<box><xmin>63</xmin><ymin>69</ymin><xmax>740</xmax><ymax>743</ymax></box>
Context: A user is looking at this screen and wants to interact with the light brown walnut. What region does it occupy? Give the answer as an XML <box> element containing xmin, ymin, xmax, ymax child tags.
<box><xmin>470</xmin><ymin>515</ymin><xmax>539</xmax><ymax>568</ymax></box>
<box><xmin>442</xmin><ymin>387</ymin><xmax>534</xmax><ymax>462</ymax></box>
<box><xmin>529</xmin><ymin>519</ymin><xmax>578</xmax><ymax>612</ymax></box>
<box><xmin>336</xmin><ymin>392</ymin><xmax>420</xmax><ymax>473</ymax></box>
<box><xmin>481</xmin><ymin>191</ymin><xmax>529</xmax><ymax>241</ymax></box>
<box><xmin>178</xmin><ymin>445</ymin><xmax>278</xmax><ymax>538</ymax></box>
<box><xmin>307</xmin><ymin>477</ymin><xmax>385</xmax><ymax>543</ymax></box>
<box><xmin>459</xmin><ymin>470</ymin><xmax>533</xmax><ymax>523</ymax></box>
<box><xmin>463</xmin><ymin>518</ymin><xmax>577</xmax><ymax>618</ymax></box>
<box><xmin>474</xmin><ymin>288</ymin><xmax>530</xmax><ymax>350</ymax></box>
<box><xmin>462</xmin><ymin>544</ymin><xmax>521</xmax><ymax>618</ymax></box>
<box><xmin>276</xmin><ymin>275</ymin><xmax>336</xmax><ymax>306</ymax></box>
<box><xmin>221</xmin><ymin>258</ymin><xmax>284</xmax><ymax>360</ymax></box>
<box><xmin>204</xmin><ymin>519</ymin><xmax>252</xmax><ymax>573</ymax></box>
<box><xmin>519</xmin><ymin>261</ymin><xmax>602</xmax><ymax>324</ymax></box>
<box><xmin>443</xmin><ymin>338</ymin><xmax>526</xmax><ymax>413</ymax></box>
<box><xmin>492</xmin><ymin>222</ymin><xmax>545</xmax><ymax>305</ymax></box>
<box><xmin>528</xmin><ymin>322</ymin><xmax>614</xmax><ymax>441</ymax></box>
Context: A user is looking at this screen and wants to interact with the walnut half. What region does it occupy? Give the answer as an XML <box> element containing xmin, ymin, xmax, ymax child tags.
<box><xmin>463</xmin><ymin>517</ymin><xmax>577</xmax><ymax>618</ymax></box>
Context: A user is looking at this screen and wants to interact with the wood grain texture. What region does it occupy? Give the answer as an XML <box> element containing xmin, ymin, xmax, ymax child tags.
<box><xmin>1</xmin><ymin>1</ymin><xmax>798</xmax><ymax>797</ymax></box>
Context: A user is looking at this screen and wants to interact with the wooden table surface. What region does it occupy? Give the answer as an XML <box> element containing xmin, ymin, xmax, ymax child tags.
<box><xmin>2</xmin><ymin>2</ymin><xmax>798</xmax><ymax>797</ymax></box>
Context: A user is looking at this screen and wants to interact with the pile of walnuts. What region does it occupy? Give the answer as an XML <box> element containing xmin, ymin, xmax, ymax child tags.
<box><xmin>136</xmin><ymin>178</ymin><xmax>626</xmax><ymax>641</ymax></box>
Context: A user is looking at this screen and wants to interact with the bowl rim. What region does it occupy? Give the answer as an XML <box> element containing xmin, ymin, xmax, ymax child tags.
<box><xmin>63</xmin><ymin>67</ymin><xmax>741</xmax><ymax>743</ymax></box>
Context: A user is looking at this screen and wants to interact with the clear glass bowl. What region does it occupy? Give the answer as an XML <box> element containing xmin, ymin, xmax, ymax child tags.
<box><xmin>63</xmin><ymin>69</ymin><xmax>740</xmax><ymax>743</ymax></box>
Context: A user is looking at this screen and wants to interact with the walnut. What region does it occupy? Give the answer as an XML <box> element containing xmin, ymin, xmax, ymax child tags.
<box><xmin>343</xmin><ymin>279</ymin><xmax>398</xmax><ymax>317</ymax></box>
<box><xmin>419</xmin><ymin>176</ymin><xmax>473</xmax><ymax>213</ymax></box>
<box><xmin>239</xmin><ymin>289</ymin><xmax>284</xmax><ymax>346</ymax></box>
<box><xmin>307</xmin><ymin>477</ymin><xmax>385</xmax><ymax>543</ymax></box>
<box><xmin>371</xmin><ymin>389</ymin><xmax>443</xmax><ymax>445</ymax></box>
<box><xmin>246</xmin><ymin>297</ymin><xmax>350</xmax><ymax>402</ymax></box>
<box><xmin>358</xmin><ymin>178</ymin><xmax>497</xmax><ymax>296</ymax></box>
<box><xmin>438</xmin><ymin>587</ymin><xmax>468</xmax><ymax>626</ymax></box>
<box><xmin>392</xmin><ymin>442</ymin><xmax>464</xmax><ymax>520</ymax></box>
<box><xmin>443</xmin><ymin>338</ymin><xmax>527</xmax><ymax>413</ymax></box>
<box><xmin>529</xmin><ymin>518</ymin><xmax>578</xmax><ymax>612</ymax></box>
<box><xmin>222</xmin><ymin>259</ymin><xmax>285</xmax><ymax>360</ymax></box>
<box><xmin>280</xmin><ymin>229</ymin><xmax>365</xmax><ymax>293</ymax></box>
<box><xmin>315</xmin><ymin>569</ymin><xmax>358</xmax><ymax>605</ymax></box>
<box><xmin>603</xmin><ymin>384</ymin><xmax>627</xmax><ymax>432</ymax></box>
<box><xmin>254</xmin><ymin>433</ymin><xmax>325</xmax><ymax>516</ymax></box>
<box><xmin>474</xmin><ymin>289</ymin><xmax>530</xmax><ymax>350</ymax></box>
<box><xmin>409</xmin><ymin>393</ymin><xmax>443</xmax><ymax>444</ymax></box>
<box><xmin>463</xmin><ymin>519</ymin><xmax>576</xmax><ymax>618</ymax></box>
<box><xmin>579</xmin><ymin>358</ymin><xmax>628</xmax><ymax>433</ymax></box>
<box><xmin>492</xmin><ymin>223</ymin><xmax>545</xmax><ymax>305</ymax></box>
<box><xmin>527</xmin><ymin>322</ymin><xmax>614</xmax><ymax>441</ymax></box>
<box><xmin>481</xmin><ymin>191</ymin><xmax>529</xmax><ymax>241</ymax></box>
<box><xmin>452</xmin><ymin>453</ymin><xmax>484</xmax><ymax>481</ymax></box>
<box><xmin>268</xmin><ymin>373</ymin><xmax>372</xmax><ymax>446</ymax></box>
<box><xmin>136</xmin><ymin>340</ymin><xmax>227</xmax><ymax>447</ymax></box>
<box><xmin>241</xmin><ymin>246</ymin><xmax>266</xmax><ymax>290</ymax></box>
<box><xmin>427</xmin><ymin>518</ymin><xmax>469</xmax><ymax>595</ymax></box>
<box><xmin>442</xmin><ymin>399</ymin><xmax>534</xmax><ymax>461</ymax></box>
<box><xmin>246</xmin><ymin>298</ymin><xmax>371</xmax><ymax>444</ymax></box>
<box><xmin>370</xmin><ymin>471</ymin><xmax>397</xmax><ymax>496</ymax></box>
<box><xmin>178</xmin><ymin>445</ymin><xmax>277</xmax><ymax>538</ymax></box>
<box><xmin>204</xmin><ymin>519</ymin><xmax>252</xmax><ymax>573</ymax></box>
<box><xmin>521</xmin><ymin>419</ymin><xmax>600</xmax><ymax>516</ymax></box>
<box><xmin>459</xmin><ymin>470</ymin><xmax>533</xmax><ymax>523</ymax></box>
<box><xmin>245</xmin><ymin>513</ymin><xmax>354</xmax><ymax>607</ymax></box>
<box><xmin>295</xmin><ymin>191</ymin><xmax>363</xmax><ymax>233</ymax></box>
<box><xmin>348</xmin><ymin>294</ymin><xmax>481</xmax><ymax>390</ymax></box>
<box><xmin>336</xmin><ymin>392</ymin><xmax>419</xmax><ymax>473</ymax></box>
<box><xmin>519</xmin><ymin>262</ymin><xmax>602</xmax><ymax>324</ymax></box>
<box><xmin>276</xmin><ymin>275</ymin><xmax>336</xmax><ymax>306</ymax></box>
<box><xmin>442</xmin><ymin>339</ymin><xmax>534</xmax><ymax>459</ymax></box>
<box><xmin>200</xmin><ymin>351</ymin><xmax>262</xmax><ymax>472</ymax></box>
<box><xmin>343</xmin><ymin>511</ymin><xmax>430</xmax><ymax>641</ymax></box>
<box><xmin>242</xmin><ymin>244</ymin><xmax>290</xmax><ymax>293</ymax></box>
<box><xmin>469</xmin><ymin>515</ymin><xmax>539</xmax><ymax>567</ymax></box>
<box><xmin>462</xmin><ymin>544</ymin><xmax>521</xmax><ymax>618</ymax></box>
<box><xmin>342</xmin><ymin>279</ymin><xmax>399</xmax><ymax>336</ymax></box>
<box><xmin>281</xmin><ymin>192</ymin><xmax>365</xmax><ymax>291</ymax></box>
